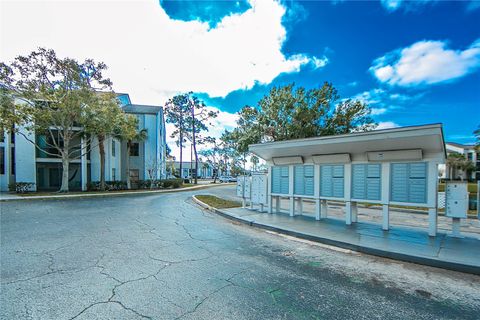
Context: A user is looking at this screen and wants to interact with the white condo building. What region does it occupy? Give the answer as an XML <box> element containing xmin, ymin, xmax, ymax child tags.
<box><xmin>439</xmin><ymin>142</ymin><xmax>479</xmax><ymax>181</ymax></box>
<box><xmin>0</xmin><ymin>93</ymin><xmax>167</xmax><ymax>191</ymax></box>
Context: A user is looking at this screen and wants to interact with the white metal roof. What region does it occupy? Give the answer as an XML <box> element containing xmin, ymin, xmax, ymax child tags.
<box><xmin>249</xmin><ymin>124</ymin><xmax>446</xmax><ymax>162</ymax></box>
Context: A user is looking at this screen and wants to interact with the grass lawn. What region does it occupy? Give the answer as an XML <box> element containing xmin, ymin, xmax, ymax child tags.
<box><xmin>12</xmin><ymin>183</ymin><xmax>200</xmax><ymax>197</ymax></box>
<box><xmin>195</xmin><ymin>195</ymin><xmax>242</xmax><ymax>209</ymax></box>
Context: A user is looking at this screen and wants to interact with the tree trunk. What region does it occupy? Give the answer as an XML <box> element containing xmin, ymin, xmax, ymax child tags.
<box><xmin>179</xmin><ymin>131</ymin><xmax>183</xmax><ymax>179</ymax></box>
<box><xmin>60</xmin><ymin>153</ymin><xmax>70</xmax><ymax>193</ymax></box>
<box><xmin>126</xmin><ymin>141</ymin><xmax>131</xmax><ymax>190</ymax></box>
<box><xmin>99</xmin><ymin>134</ymin><xmax>106</xmax><ymax>191</ymax></box>
<box><xmin>191</xmin><ymin>105</ymin><xmax>198</xmax><ymax>185</ymax></box>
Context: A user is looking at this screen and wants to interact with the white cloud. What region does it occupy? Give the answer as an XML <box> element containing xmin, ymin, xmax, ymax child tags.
<box><xmin>0</xmin><ymin>0</ymin><xmax>326</xmax><ymax>104</ymax></box>
<box><xmin>380</xmin><ymin>0</ymin><xmax>403</xmax><ymax>12</ymax></box>
<box><xmin>376</xmin><ymin>121</ymin><xmax>399</xmax><ymax>130</ymax></box>
<box><xmin>370</xmin><ymin>108</ymin><xmax>388</xmax><ymax>115</ymax></box>
<box><xmin>370</xmin><ymin>39</ymin><xmax>480</xmax><ymax>86</ymax></box>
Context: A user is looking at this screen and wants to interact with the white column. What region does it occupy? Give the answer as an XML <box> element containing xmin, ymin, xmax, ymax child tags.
<box><xmin>352</xmin><ymin>202</ymin><xmax>358</xmax><ymax>223</ymax></box>
<box><xmin>275</xmin><ymin>196</ymin><xmax>280</xmax><ymax>213</ymax></box>
<box><xmin>267</xmin><ymin>166</ymin><xmax>273</xmax><ymax>213</ymax></box>
<box><xmin>428</xmin><ymin>208</ymin><xmax>437</xmax><ymax>237</ymax></box>
<box><xmin>321</xmin><ymin>199</ymin><xmax>328</xmax><ymax>218</ymax></box>
<box><xmin>289</xmin><ymin>197</ymin><xmax>295</xmax><ymax>217</ymax></box>
<box><xmin>344</xmin><ymin>163</ymin><xmax>352</xmax><ymax>224</ymax></box>
<box><xmin>427</xmin><ymin>162</ymin><xmax>439</xmax><ymax>237</ymax></box>
<box><xmin>314</xmin><ymin>164</ymin><xmax>321</xmax><ymax>220</ymax></box>
<box><xmin>345</xmin><ymin>201</ymin><xmax>352</xmax><ymax>225</ymax></box>
<box><xmin>315</xmin><ymin>199</ymin><xmax>321</xmax><ymax>220</ymax></box>
<box><xmin>382</xmin><ymin>204</ymin><xmax>389</xmax><ymax>231</ymax></box>
<box><xmin>451</xmin><ymin>217</ymin><xmax>462</xmax><ymax>238</ymax></box>
<box><xmin>381</xmin><ymin>162</ymin><xmax>391</xmax><ymax>231</ymax></box>
<box><xmin>288</xmin><ymin>165</ymin><xmax>295</xmax><ymax>216</ymax></box>
<box><xmin>81</xmin><ymin>137</ymin><xmax>88</xmax><ymax>191</ymax></box>
<box><xmin>297</xmin><ymin>198</ymin><xmax>303</xmax><ymax>216</ymax></box>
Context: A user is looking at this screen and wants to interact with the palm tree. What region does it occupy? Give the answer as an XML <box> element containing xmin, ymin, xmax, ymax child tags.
<box><xmin>446</xmin><ymin>152</ymin><xmax>475</xmax><ymax>181</ymax></box>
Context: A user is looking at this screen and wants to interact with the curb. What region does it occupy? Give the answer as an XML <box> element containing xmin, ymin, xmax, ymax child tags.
<box><xmin>192</xmin><ymin>196</ymin><xmax>480</xmax><ymax>276</ymax></box>
<box><xmin>0</xmin><ymin>184</ymin><xmax>225</xmax><ymax>202</ymax></box>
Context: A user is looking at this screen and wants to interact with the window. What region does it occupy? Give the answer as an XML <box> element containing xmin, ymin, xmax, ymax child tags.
<box><xmin>0</xmin><ymin>147</ymin><xmax>4</xmax><ymax>175</ymax></box>
<box><xmin>129</xmin><ymin>143</ymin><xmax>139</xmax><ymax>156</ymax></box>
<box><xmin>111</xmin><ymin>140</ymin><xmax>116</xmax><ymax>157</ymax></box>
<box><xmin>467</xmin><ymin>153</ymin><xmax>473</xmax><ymax>161</ymax></box>
<box><xmin>112</xmin><ymin>168</ymin><xmax>116</xmax><ymax>181</ymax></box>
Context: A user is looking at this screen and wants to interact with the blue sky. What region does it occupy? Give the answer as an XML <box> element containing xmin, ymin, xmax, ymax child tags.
<box><xmin>1</xmin><ymin>0</ymin><xmax>479</xmax><ymax>159</ymax></box>
<box><xmin>161</xmin><ymin>0</ymin><xmax>480</xmax><ymax>143</ymax></box>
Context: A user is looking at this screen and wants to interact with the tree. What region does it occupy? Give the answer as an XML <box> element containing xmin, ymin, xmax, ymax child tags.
<box><xmin>166</xmin><ymin>93</ymin><xmax>217</xmax><ymax>184</ymax></box>
<box><xmin>229</xmin><ymin>83</ymin><xmax>377</xmax><ymax>149</ymax></box>
<box><xmin>446</xmin><ymin>152</ymin><xmax>475</xmax><ymax>181</ymax></box>
<box><xmin>199</xmin><ymin>137</ymin><xmax>222</xmax><ymax>183</ymax></box>
<box><xmin>250</xmin><ymin>155</ymin><xmax>259</xmax><ymax>172</ymax></box>
<box><xmin>185</xmin><ymin>94</ymin><xmax>218</xmax><ymax>184</ymax></box>
<box><xmin>84</xmin><ymin>92</ymin><xmax>125</xmax><ymax>191</ymax></box>
<box><xmin>116</xmin><ymin>114</ymin><xmax>147</xmax><ymax>189</ymax></box>
<box><xmin>0</xmin><ymin>48</ymin><xmax>112</xmax><ymax>192</ymax></box>
<box><xmin>165</xmin><ymin>94</ymin><xmax>190</xmax><ymax>181</ymax></box>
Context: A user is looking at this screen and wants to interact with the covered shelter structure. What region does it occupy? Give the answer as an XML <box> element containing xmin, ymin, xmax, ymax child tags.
<box><xmin>249</xmin><ymin>124</ymin><xmax>446</xmax><ymax>236</ymax></box>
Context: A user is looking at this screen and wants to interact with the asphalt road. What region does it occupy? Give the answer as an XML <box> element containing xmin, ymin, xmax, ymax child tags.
<box><xmin>1</xmin><ymin>185</ymin><xmax>479</xmax><ymax>320</ymax></box>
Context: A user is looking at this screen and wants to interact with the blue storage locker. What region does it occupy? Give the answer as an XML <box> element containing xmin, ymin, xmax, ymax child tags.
<box><xmin>304</xmin><ymin>165</ymin><xmax>314</xmax><ymax>196</ymax></box>
<box><xmin>294</xmin><ymin>165</ymin><xmax>314</xmax><ymax>196</ymax></box>
<box><xmin>271</xmin><ymin>166</ymin><xmax>280</xmax><ymax>193</ymax></box>
<box><xmin>352</xmin><ymin>164</ymin><xmax>381</xmax><ymax>200</ymax></box>
<box><xmin>390</xmin><ymin>162</ymin><xmax>427</xmax><ymax>203</ymax></box>
<box><xmin>294</xmin><ymin>166</ymin><xmax>305</xmax><ymax>195</ymax></box>
<box><xmin>280</xmin><ymin>166</ymin><xmax>289</xmax><ymax>194</ymax></box>
<box><xmin>321</xmin><ymin>165</ymin><xmax>344</xmax><ymax>198</ymax></box>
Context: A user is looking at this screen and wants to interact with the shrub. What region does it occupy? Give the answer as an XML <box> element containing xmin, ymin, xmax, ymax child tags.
<box><xmin>88</xmin><ymin>181</ymin><xmax>127</xmax><ymax>191</ymax></box>
<box><xmin>8</xmin><ymin>182</ymin><xmax>35</xmax><ymax>193</ymax></box>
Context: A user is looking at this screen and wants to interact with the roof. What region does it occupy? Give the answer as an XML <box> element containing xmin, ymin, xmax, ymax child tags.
<box><xmin>446</xmin><ymin>142</ymin><xmax>476</xmax><ymax>149</ymax></box>
<box><xmin>249</xmin><ymin>123</ymin><xmax>446</xmax><ymax>162</ymax></box>
<box><xmin>122</xmin><ymin>104</ymin><xmax>163</xmax><ymax>115</ymax></box>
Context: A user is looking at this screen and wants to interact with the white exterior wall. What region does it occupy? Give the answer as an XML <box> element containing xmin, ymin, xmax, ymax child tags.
<box><xmin>0</xmin><ymin>132</ymin><xmax>12</xmax><ymax>191</ymax></box>
<box><xmin>13</xmin><ymin>128</ymin><xmax>37</xmax><ymax>191</ymax></box>
<box><xmin>144</xmin><ymin>114</ymin><xmax>158</xmax><ymax>180</ymax></box>
<box><xmin>440</xmin><ymin>143</ymin><xmax>479</xmax><ymax>180</ymax></box>
<box><xmin>90</xmin><ymin>136</ymin><xmax>122</xmax><ymax>182</ymax></box>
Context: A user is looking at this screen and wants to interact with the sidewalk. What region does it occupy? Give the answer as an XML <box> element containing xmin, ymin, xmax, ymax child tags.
<box><xmin>193</xmin><ymin>197</ymin><xmax>480</xmax><ymax>275</ymax></box>
<box><xmin>0</xmin><ymin>183</ymin><xmax>225</xmax><ymax>202</ymax></box>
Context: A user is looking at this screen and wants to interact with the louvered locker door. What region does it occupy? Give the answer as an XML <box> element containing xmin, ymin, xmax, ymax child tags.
<box><xmin>409</xmin><ymin>179</ymin><xmax>426</xmax><ymax>203</ymax></box>
<box><xmin>408</xmin><ymin>163</ymin><xmax>427</xmax><ymax>203</ymax></box>
<box><xmin>332</xmin><ymin>178</ymin><xmax>344</xmax><ymax>198</ymax></box>
<box><xmin>271</xmin><ymin>167</ymin><xmax>281</xmax><ymax>194</ymax></box>
<box><xmin>304</xmin><ymin>165</ymin><xmax>314</xmax><ymax>196</ymax></box>
<box><xmin>352</xmin><ymin>165</ymin><xmax>366</xmax><ymax>199</ymax></box>
<box><xmin>391</xmin><ymin>163</ymin><xmax>408</xmax><ymax>202</ymax></box>
<box><xmin>294</xmin><ymin>166</ymin><xmax>305</xmax><ymax>195</ymax></box>
<box><xmin>366</xmin><ymin>178</ymin><xmax>381</xmax><ymax>200</ymax></box>
<box><xmin>320</xmin><ymin>165</ymin><xmax>333</xmax><ymax>197</ymax></box>
<box><xmin>280</xmin><ymin>166</ymin><xmax>289</xmax><ymax>194</ymax></box>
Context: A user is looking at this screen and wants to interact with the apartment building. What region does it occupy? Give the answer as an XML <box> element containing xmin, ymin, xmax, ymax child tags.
<box><xmin>0</xmin><ymin>93</ymin><xmax>167</xmax><ymax>191</ymax></box>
